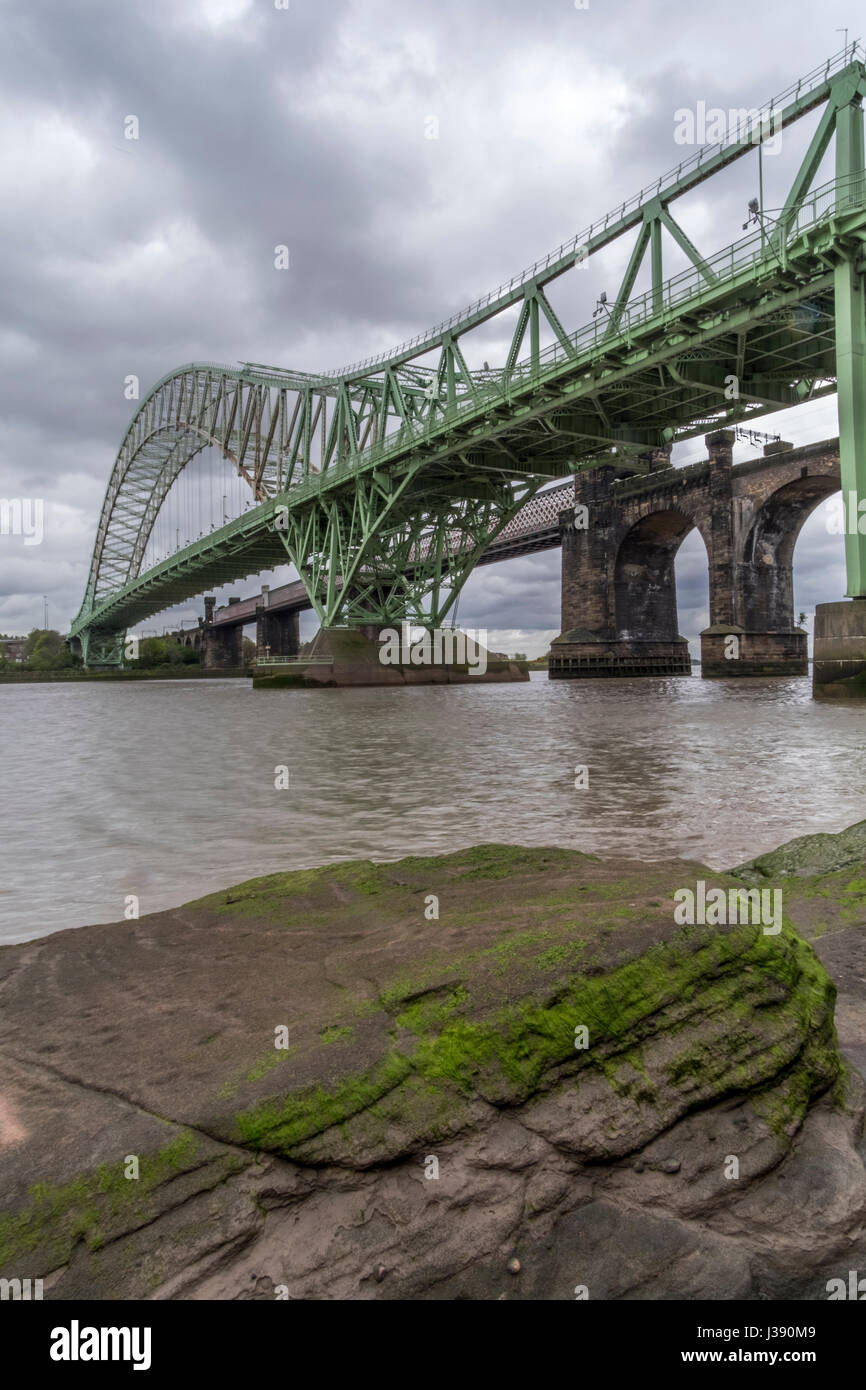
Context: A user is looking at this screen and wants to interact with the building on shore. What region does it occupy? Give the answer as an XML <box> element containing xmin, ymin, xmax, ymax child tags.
<box><xmin>0</xmin><ymin>636</ymin><xmax>27</xmax><ymax>663</ymax></box>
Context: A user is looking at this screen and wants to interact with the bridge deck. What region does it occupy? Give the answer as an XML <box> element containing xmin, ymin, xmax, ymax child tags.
<box><xmin>210</xmin><ymin>439</ymin><xmax>841</xmax><ymax>627</ymax></box>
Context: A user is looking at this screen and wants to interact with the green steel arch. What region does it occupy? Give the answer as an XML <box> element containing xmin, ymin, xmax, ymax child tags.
<box><xmin>70</xmin><ymin>44</ymin><xmax>866</xmax><ymax>665</ymax></box>
<box><xmin>81</xmin><ymin>363</ymin><xmax>332</xmax><ymax>611</ymax></box>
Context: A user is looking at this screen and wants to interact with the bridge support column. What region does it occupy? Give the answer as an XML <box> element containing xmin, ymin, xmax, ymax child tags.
<box><xmin>812</xmin><ymin>109</ymin><xmax>866</xmax><ymax>698</ymax></box>
<box><xmin>836</xmin><ymin>99</ymin><xmax>866</xmax><ymax>597</ymax></box>
<box><xmin>549</xmin><ymin>462</ymin><xmax>690</xmax><ymax>678</ymax></box>
<box><xmin>701</xmin><ymin>433</ymin><xmax>808</xmax><ymax>677</ymax></box>
<box><xmin>201</xmin><ymin>624</ymin><xmax>243</xmax><ymax>670</ymax></box>
<box><xmin>701</xmin><ymin>626</ymin><xmax>807</xmax><ymax>676</ymax></box>
<box><xmin>813</xmin><ymin>600</ymin><xmax>866</xmax><ymax>696</ymax></box>
<box><xmin>253</xmin><ymin>625</ymin><xmax>528</xmax><ymax>688</ymax></box>
<box><xmin>81</xmin><ymin>629</ymin><xmax>125</xmax><ymax>669</ymax></box>
<box><xmin>704</xmin><ymin>431</ymin><xmax>737</xmax><ymax>629</ymax></box>
<box><xmin>809</xmin><ymin>247</ymin><xmax>866</xmax><ymax>696</ymax></box>
<box><xmin>255</xmin><ymin>606</ymin><xmax>299</xmax><ymax>659</ymax></box>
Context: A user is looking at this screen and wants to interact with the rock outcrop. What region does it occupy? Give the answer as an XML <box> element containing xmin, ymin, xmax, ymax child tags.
<box><xmin>734</xmin><ymin>819</ymin><xmax>866</xmax><ymax>881</ymax></box>
<box><xmin>1</xmin><ymin>838</ymin><xmax>865</xmax><ymax>1300</ymax></box>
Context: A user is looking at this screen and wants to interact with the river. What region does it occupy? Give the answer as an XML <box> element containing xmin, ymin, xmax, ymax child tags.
<box><xmin>2</xmin><ymin>672</ymin><xmax>864</xmax><ymax>945</ymax></box>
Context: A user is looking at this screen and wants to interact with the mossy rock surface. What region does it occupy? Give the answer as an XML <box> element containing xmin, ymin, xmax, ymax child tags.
<box><xmin>734</xmin><ymin>820</ymin><xmax>866</xmax><ymax>881</ymax></box>
<box><xmin>0</xmin><ymin>836</ymin><xmax>861</xmax><ymax>1297</ymax></box>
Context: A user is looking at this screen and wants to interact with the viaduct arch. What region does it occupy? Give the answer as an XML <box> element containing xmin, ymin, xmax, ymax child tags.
<box><xmin>551</xmin><ymin>431</ymin><xmax>842</xmax><ymax>677</ymax></box>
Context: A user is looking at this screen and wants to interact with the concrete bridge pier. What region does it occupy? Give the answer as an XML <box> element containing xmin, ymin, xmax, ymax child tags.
<box><xmin>253</xmin><ymin>625</ymin><xmax>529</xmax><ymax>688</ymax></box>
<box><xmin>700</xmin><ymin>625</ymin><xmax>807</xmax><ymax>676</ymax></box>
<box><xmin>813</xmin><ymin>600</ymin><xmax>866</xmax><ymax>696</ymax></box>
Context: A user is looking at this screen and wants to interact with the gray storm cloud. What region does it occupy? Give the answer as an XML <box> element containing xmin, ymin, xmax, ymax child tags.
<box><xmin>0</xmin><ymin>0</ymin><xmax>854</xmax><ymax>647</ymax></box>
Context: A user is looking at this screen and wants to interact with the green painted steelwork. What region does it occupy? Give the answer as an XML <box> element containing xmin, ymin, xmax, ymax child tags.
<box><xmin>835</xmin><ymin>92</ymin><xmax>866</xmax><ymax>596</ymax></box>
<box><xmin>70</xmin><ymin>46</ymin><xmax>866</xmax><ymax>664</ymax></box>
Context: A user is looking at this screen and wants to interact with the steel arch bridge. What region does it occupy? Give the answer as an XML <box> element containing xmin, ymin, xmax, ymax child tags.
<box><xmin>70</xmin><ymin>46</ymin><xmax>866</xmax><ymax>666</ymax></box>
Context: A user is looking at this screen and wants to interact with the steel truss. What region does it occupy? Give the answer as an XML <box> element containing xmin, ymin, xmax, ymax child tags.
<box><xmin>70</xmin><ymin>44</ymin><xmax>866</xmax><ymax>661</ymax></box>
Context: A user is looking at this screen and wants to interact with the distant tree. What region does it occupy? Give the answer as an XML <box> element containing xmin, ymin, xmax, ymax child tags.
<box><xmin>512</xmin><ymin>651</ymin><xmax>528</xmax><ymax>661</ymax></box>
<box><xmin>133</xmin><ymin>636</ymin><xmax>193</xmax><ymax>667</ymax></box>
<box><xmin>134</xmin><ymin>636</ymin><xmax>165</xmax><ymax>666</ymax></box>
<box><xmin>242</xmin><ymin>636</ymin><xmax>256</xmax><ymax>663</ymax></box>
<box><xmin>24</xmin><ymin>629</ymin><xmax>74</xmax><ymax>670</ymax></box>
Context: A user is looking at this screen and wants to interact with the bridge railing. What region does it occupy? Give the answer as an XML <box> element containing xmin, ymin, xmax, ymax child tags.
<box><xmin>255</xmin><ymin>656</ymin><xmax>335</xmax><ymax>666</ymax></box>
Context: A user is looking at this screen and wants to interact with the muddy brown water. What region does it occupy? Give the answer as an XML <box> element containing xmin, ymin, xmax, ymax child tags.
<box><xmin>2</xmin><ymin>671</ymin><xmax>865</xmax><ymax>945</ymax></box>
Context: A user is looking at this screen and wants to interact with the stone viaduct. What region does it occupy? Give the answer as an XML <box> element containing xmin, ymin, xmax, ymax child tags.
<box><xmin>172</xmin><ymin>593</ymin><xmax>299</xmax><ymax>671</ymax></box>
<box><xmin>550</xmin><ymin>430</ymin><xmax>841</xmax><ymax>678</ymax></box>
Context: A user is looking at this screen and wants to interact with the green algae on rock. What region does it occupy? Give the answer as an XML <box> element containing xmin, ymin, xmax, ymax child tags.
<box><xmin>0</xmin><ymin>1131</ymin><xmax>247</xmax><ymax>1277</ymax></box>
<box><xmin>0</xmin><ymin>835</ymin><xmax>864</xmax><ymax>1299</ymax></box>
<box><xmin>232</xmin><ymin>916</ymin><xmax>839</xmax><ymax>1167</ymax></box>
<box><xmin>734</xmin><ymin>820</ymin><xmax>866</xmax><ymax>881</ymax></box>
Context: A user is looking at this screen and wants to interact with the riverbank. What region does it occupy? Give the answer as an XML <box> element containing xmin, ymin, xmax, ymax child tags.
<box><xmin>1</xmin><ymin>822</ymin><xmax>865</xmax><ymax>1300</ymax></box>
<box><xmin>0</xmin><ymin>666</ymin><xmax>250</xmax><ymax>682</ymax></box>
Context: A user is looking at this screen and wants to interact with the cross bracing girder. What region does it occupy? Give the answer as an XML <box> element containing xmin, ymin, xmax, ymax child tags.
<box><xmin>71</xmin><ymin>49</ymin><xmax>866</xmax><ymax>650</ymax></box>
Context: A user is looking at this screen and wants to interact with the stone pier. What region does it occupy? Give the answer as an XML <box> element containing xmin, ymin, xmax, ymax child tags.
<box><xmin>550</xmin><ymin>433</ymin><xmax>839</xmax><ymax>679</ymax></box>
<box><xmin>201</xmin><ymin>596</ymin><xmax>244</xmax><ymax>670</ymax></box>
<box><xmin>255</xmin><ymin>587</ymin><xmax>299</xmax><ymax>659</ymax></box>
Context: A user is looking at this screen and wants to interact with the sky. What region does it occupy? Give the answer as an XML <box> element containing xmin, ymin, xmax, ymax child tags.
<box><xmin>0</xmin><ymin>0</ymin><xmax>859</xmax><ymax>658</ymax></box>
